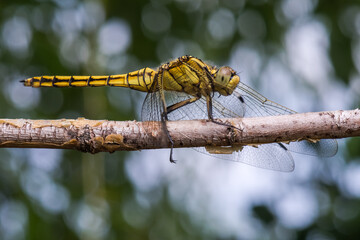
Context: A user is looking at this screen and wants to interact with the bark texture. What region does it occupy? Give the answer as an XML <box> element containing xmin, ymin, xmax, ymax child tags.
<box><xmin>0</xmin><ymin>109</ymin><xmax>359</xmax><ymax>153</ymax></box>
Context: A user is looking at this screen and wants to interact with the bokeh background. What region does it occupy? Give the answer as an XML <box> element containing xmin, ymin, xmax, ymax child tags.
<box><xmin>1</xmin><ymin>0</ymin><xmax>360</xmax><ymax>239</ymax></box>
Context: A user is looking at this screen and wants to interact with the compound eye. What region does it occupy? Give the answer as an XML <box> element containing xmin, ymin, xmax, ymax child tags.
<box><xmin>216</xmin><ymin>66</ymin><xmax>232</xmax><ymax>85</ymax></box>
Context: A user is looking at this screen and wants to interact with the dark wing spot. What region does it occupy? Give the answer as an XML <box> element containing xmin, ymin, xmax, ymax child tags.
<box><xmin>238</xmin><ymin>96</ymin><xmax>245</xmax><ymax>103</ymax></box>
<box><xmin>278</xmin><ymin>143</ymin><xmax>288</xmax><ymax>151</ymax></box>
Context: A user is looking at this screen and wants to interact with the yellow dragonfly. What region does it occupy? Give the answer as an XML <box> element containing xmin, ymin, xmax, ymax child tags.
<box><xmin>22</xmin><ymin>55</ymin><xmax>338</xmax><ymax>171</ymax></box>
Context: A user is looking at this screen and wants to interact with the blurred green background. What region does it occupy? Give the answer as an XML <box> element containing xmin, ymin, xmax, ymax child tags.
<box><xmin>1</xmin><ymin>0</ymin><xmax>360</xmax><ymax>239</ymax></box>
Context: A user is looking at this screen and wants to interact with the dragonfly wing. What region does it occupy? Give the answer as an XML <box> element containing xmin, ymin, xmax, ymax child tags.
<box><xmin>142</xmin><ymin>91</ymin><xmax>209</xmax><ymax>121</ymax></box>
<box><xmin>140</xmin><ymin>80</ymin><xmax>337</xmax><ymax>170</ymax></box>
<box><xmin>194</xmin><ymin>143</ymin><xmax>294</xmax><ymax>172</ymax></box>
<box><xmin>165</xmin><ymin>91</ymin><xmax>208</xmax><ymax>120</ymax></box>
<box><xmin>233</xmin><ymin>82</ymin><xmax>338</xmax><ymax>157</ymax></box>
<box><xmin>163</xmin><ymin>91</ymin><xmax>245</xmax><ymax>120</ymax></box>
<box><xmin>141</xmin><ymin>90</ymin><xmax>295</xmax><ymax>171</ymax></box>
<box><xmin>162</xmin><ymin>82</ymin><xmax>338</xmax><ymax>158</ymax></box>
<box><xmin>211</xmin><ymin>92</ymin><xmax>246</xmax><ymax>118</ymax></box>
<box><xmin>232</xmin><ymin>143</ymin><xmax>295</xmax><ymax>172</ymax></box>
<box><xmin>233</xmin><ymin>82</ymin><xmax>296</xmax><ymax>117</ymax></box>
<box><xmin>141</xmin><ymin>91</ymin><xmax>162</xmax><ymax>121</ymax></box>
<box><xmin>281</xmin><ymin>140</ymin><xmax>338</xmax><ymax>157</ymax></box>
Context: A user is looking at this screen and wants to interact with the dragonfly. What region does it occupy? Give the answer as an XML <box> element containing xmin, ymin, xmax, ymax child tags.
<box><xmin>22</xmin><ymin>55</ymin><xmax>338</xmax><ymax>172</ymax></box>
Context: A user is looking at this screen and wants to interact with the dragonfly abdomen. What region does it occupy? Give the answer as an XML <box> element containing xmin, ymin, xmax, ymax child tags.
<box><xmin>21</xmin><ymin>68</ymin><xmax>156</xmax><ymax>92</ymax></box>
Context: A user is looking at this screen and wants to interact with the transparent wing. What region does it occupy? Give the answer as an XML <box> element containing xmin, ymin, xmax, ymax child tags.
<box><xmin>203</xmin><ymin>143</ymin><xmax>295</xmax><ymax>172</ymax></box>
<box><xmin>233</xmin><ymin>82</ymin><xmax>338</xmax><ymax>157</ymax></box>
<box><xmin>162</xmin><ymin>91</ymin><xmax>245</xmax><ymax>121</ymax></box>
<box><xmin>233</xmin><ymin>82</ymin><xmax>296</xmax><ymax>117</ymax></box>
<box><xmin>140</xmin><ymin>67</ymin><xmax>337</xmax><ymax>171</ymax></box>
<box><xmin>238</xmin><ymin>144</ymin><xmax>294</xmax><ymax>172</ymax></box>
<box><xmin>141</xmin><ymin>90</ymin><xmax>295</xmax><ymax>171</ymax></box>
<box><xmin>141</xmin><ymin>91</ymin><xmax>163</xmax><ymax>121</ymax></box>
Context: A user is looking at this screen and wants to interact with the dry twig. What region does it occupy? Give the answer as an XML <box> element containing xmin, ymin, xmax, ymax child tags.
<box><xmin>0</xmin><ymin>109</ymin><xmax>359</xmax><ymax>153</ymax></box>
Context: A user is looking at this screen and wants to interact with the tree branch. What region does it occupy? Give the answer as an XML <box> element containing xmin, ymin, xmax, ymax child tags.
<box><xmin>0</xmin><ymin>109</ymin><xmax>359</xmax><ymax>153</ymax></box>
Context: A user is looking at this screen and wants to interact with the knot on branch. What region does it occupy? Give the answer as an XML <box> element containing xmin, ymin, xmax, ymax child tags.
<box><xmin>73</xmin><ymin>124</ymin><xmax>98</xmax><ymax>153</ymax></box>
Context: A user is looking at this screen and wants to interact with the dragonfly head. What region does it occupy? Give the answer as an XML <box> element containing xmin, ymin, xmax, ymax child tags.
<box><xmin>214</xmin><ymin>66</ymin><xmax>240</xmax><ymax>96</ymax></box>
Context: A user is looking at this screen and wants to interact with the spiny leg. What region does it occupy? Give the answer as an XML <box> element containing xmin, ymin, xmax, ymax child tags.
<box><xmin>206</xmin><ymin>95</ymin><xmax>242</xmax><ymax>132</ymax></box>
<box><xmin>166</xmin><ymin>96</ymin><xmax>200</xmax><ymax>115</ymax></box>
<box><xmin>160</xmin><ymin>111</ymin><xmax>176</xmax><ymax>163</ymax></box>
<box><xmin>160</xmin><ymin>96</ymin><xmax>201</xmax><ymax>163</ymax></box>
<box><xmin>157</xmin><ymin>70</ymin><xmax>177</xmax><ymax>163</ymax></box>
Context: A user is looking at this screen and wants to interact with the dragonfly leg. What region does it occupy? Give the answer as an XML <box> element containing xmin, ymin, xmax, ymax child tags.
<box><xmin>160</xmin><ymin>113</ymin><xmax>177</xmax><ymax>163</ymax></box>
<box><xmin>166</xmin><ymin>96</ymin><xmax>200</xmax><ymax>115</ymax></box>
<box><xmin>157</xmin><ymin>71</ymin><xmax>177</xmax><ymax>163</ymax></box>
<box><xmin>206</xmin><ymin>95</ymin><xmax>243</xmax><ymax>134</ymax></box>
<box><xmin>164</xmin><ymin>96</ymin><xmax>201</xmax><ymax>163</ymax></box>
<box><xmin>161</xmin><ymin>97</ymin><xmax>200</xmax><ymax>163</ymax></box>
<box><xmin>160</xmin><ymin>110</ymin><xmax>176</xmax><ymax>163</ymax></box>
<box><xmin>206</xmin><ymin>95</ymin><xmax>213</xmax><ymax>120</ymax></box>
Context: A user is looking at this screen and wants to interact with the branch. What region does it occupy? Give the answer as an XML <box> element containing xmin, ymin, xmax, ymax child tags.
<box><xmin>0</xmin><ymin>109</ymin><xmax>359</xmax><ymax>153</ymax></box>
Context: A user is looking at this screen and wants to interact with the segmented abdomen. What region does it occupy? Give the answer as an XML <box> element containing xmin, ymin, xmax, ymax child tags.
<box><xmin>22</xmin><ymin>68</ymin><xmax>156</xmax><ymax>93</ymax></box>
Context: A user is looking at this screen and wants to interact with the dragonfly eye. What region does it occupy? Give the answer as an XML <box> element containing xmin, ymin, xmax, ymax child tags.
<box><xmin>215</xmin><ymin>66</ymin><xmax>232</xmax><ymax>85</ymax></box>
<box><xmin>214</xmin><ymin>66</ymin><xmax>239</xmax><ymax>96</ymax></box>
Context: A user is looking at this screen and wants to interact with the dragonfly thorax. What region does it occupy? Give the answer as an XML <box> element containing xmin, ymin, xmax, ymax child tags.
<box><xmin>213</xmin><ymin>66</ymin><xmax>240</xmax><ymax>96</ymax></box>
